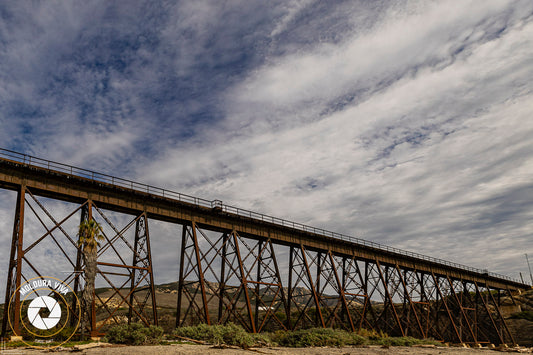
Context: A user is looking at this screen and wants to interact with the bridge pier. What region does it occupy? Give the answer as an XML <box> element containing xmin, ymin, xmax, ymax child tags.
<box><xmin>1</xmin><ymin>190</ymin><xmax>157</xmax><ymax>339</ymax></box>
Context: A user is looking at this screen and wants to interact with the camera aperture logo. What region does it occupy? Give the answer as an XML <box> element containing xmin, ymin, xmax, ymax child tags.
<box><xmin>8</xmin><ymin>276</ymin><xmax>81</xmax><ymax>349</ymax></box>
<box><xmin>27</xmin><ymin>296</ymin><xmax>61</xmax><ymax>330</ymax></box>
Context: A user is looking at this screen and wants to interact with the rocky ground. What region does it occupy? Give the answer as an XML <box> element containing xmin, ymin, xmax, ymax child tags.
<box><xmin>501</xmin><ymin>289</ymin><xmax>533</xmax><ymax>346</ymax></box>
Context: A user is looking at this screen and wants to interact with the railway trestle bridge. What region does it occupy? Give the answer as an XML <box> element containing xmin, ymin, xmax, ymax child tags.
<box><xmin>0</xmin><ymin>148</ymin><xmax>529</xmax><ymax>345</ymax></box>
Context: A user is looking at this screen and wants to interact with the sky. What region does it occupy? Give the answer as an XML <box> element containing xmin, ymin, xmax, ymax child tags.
<box><xmin>1</xmin><ymin>0</ymin><xmax>533</xmax><ymax>293</ymax></box>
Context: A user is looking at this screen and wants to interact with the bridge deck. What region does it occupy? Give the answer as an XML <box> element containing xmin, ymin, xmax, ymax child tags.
<box><xmin>0</xmin><ymin>148</ymin><xmax>528</xmax><ymax>291</ymax></box>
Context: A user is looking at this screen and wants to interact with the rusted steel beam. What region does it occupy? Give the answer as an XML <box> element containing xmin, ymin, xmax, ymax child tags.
<box><xmin>72</xmin><ymin>203</ymin><xmax>89</xmax><ymax>313</ymax></box>
<box><xmin>97</xmin><ymin>261</ymin><xmax>149</xmax><ymax>270</ymax></box>
<box><xmin>218</xmin><ymin>233</ymin><xmax>228</xmax><ymax>322</ymax></box>
<box><xmin>13</xmin><ymin>186</ymin><xmax>25</xmax><ymax>336</ymax></box>
<box><xmin>255</xmin><ymin>240</ymin><xmax>262</xmax><ymax>328</ymax></box>
<box><xmin>1</xmin><ymin>186</ymin><xmax>24</xmax><ymax>337</ymax></box>
<box><xmin>315</xmin><ymin>252</ymin><xmax>322</xmax><ymax>327</ymax></box>
<box><xmin>139</xmin><ymin>214</ymin><xmax>158</xmax><ymax>326</ymax></box>
<box><xmin>287</xmin><ymin>245</ymin><xmax>294</xmax><ymax>330</ymax></box>
<box><xmin>129</xmin><ymin>216</ymin><xmax>142</xmax><ymax>324</ymax></box>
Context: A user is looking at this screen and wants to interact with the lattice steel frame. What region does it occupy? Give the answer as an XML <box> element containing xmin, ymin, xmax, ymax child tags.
<box><xmin>176</xmin><ymin>222</ymin><xmax>517</xmax><ymax>345</ymax></box>
<box><xmin>1</xmin><ymin>187</ymin><xmax>157</xmax><ymax>338</ymax></box>
<box><xmin>1</xmin><ymin>188</ymin><xmax>519</xmax><ymax>345</ymax></box>
<box><xmin>176</xmin><ymin>223</ymin><xmax>288</xmax><ymax>332</ymax></box>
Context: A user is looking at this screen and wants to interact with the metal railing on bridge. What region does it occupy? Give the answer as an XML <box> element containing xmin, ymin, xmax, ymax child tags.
<box><xmin>0</xmin><ymin>147</ymin><xmax>524</xmax><ymax>284</ymax></box>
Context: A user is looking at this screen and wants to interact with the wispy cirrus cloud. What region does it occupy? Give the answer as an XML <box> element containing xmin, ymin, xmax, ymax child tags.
<box><xmin>139</xmin><ymin>0</ymin><xmax>533</xmax><ymax>277</ymax></box>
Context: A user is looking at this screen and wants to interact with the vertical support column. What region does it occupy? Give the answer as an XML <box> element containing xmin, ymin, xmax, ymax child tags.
<box><xmin>144</xmin><ymin>215</ymin><xmax>158</xmax><ymax>326</ymax></box>
<box><xmin>287</xmin><ymin>246</ymin><xmax>294</xmax><ymax>330</ymax></box>
<box><xmin>342</xmin><ymin>258</ymin><xmax>347</xmax><ymax>325</ymax></box>
<box><xmin>315</xmin><ymin>252</ymin><xmax>322</xmax><ymax>327</ymax></box>
<box><xmin>176</xmin><ymin>225</ymin><xmax>187</xmax><ymax>327</ymax></box>
<box><xmin>254</xmin><ymin>240</ymin><xmax>262</xmax><ymax>329</ymax></box>
<box><xmin>435</xmin><ymin>275</ymin><xmax>440</xmax><ymax>337</ymax></box>
<box><xmin>13</xmin><ymin>187</ymin><xmax>25</xmax><ymax>338</ymax></box>
<box><xmin>128</xmin><ymin>216</ymin><xmax>141</xmax><ymax>324</ymax></box>
<box><xmin>1</xmin><ymin>185</ymin><xmax>25</xmax><ymax>338</ymax></box>
<box><xmin>402</xmin><ymin>270</ymin><xmax>408</xmax><ymax>329</ymax></box>
<box><xmin>71</xmin><ymin>203</ymin><xmax>88</xmax><ymax>328</ymax></box>
<box><xmin>363</xmin><ymin>261</ymin><xmax>370</xmax><ymax>328</ymax></box>
<box><xmin>218</xmin><ymin>233</ymin><xmax>228</xmax><ymax>322</ymax></box>
<box><xmin>383</xmin><ymin>265</ymin><xmax>389</xmax><ymax>331</ymax></box>
<box><xmin>420</xmin><ymin>272</ymin><xmax>425</xmax><ymax>302</ymax></box>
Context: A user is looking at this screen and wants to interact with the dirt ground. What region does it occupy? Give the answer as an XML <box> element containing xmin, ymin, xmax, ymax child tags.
<box><xmin>80</xmin><ymin>344</ymin><xmax>529</xmax><ymax>354</ymax></box>
<box><xmin>3</xmin><ymin>344</ymin><xmax>528</xmax><ymax>354</ymax></box>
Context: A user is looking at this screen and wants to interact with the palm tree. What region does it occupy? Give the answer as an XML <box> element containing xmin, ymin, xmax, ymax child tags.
<box><xmin>78</xmin><ymin>219</ymin><xmax>104</xmax><ymax>333</ymax></box>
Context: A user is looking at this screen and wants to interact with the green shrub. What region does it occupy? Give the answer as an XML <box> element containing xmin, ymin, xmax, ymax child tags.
<box><xmin>373</xmin><ymin>335</ymin><xmax>440</xmax><ymax>347</ymax></box>
<box><xmin>173</xmin><ymin>323</ymin><xmax>257</xmax><ymax>348</ymax></box>
<box><xmin>270</xmin><ymin>328</ymin><xmax>365</xmax><ymax>347</ymax></box>
<box><xmin>104</xmin><ymin>323</ymin><xmax>164</xmax><ymax>345</ymax></box>
<box><xmin>173</xmin><ymin>323</ymin><xmax>440</xmax><ymax>349</ymax></box>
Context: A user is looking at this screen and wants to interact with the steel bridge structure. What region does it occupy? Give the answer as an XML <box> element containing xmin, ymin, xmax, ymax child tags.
<box><xmin>0</xmin><ymin>148</ymin><xmax>529</xmax><ymax>344</ymax></box>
